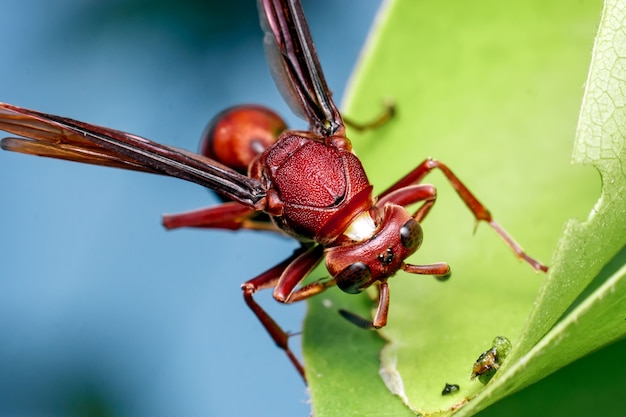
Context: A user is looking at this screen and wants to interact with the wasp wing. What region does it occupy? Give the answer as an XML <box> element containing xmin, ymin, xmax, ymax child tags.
<box><xmin>0</xmin><ymin>103</ymin><xmax>266</xmax><ymax>208</ymax></box>
<box><xmin>258</xmin><ymin>0</ymin><xmax>343</xmax><ymax>137</ymax></box>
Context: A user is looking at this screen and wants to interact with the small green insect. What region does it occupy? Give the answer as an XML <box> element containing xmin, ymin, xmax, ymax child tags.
<box><xmin>471</xmin><ymin>336</ymin><xmax>512</xmax><ymax>384</ymax></box>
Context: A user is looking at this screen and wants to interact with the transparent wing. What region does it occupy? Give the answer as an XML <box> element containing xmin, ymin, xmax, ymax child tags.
<box><xmin>0</xmin><ymin>103</ymin><xmax>266</xmax><ymax>208</ymax></box>
<box><xmin>258</xmin><ymin>0</ymin><xmax>344</xmax><ymax>137</ymax></box>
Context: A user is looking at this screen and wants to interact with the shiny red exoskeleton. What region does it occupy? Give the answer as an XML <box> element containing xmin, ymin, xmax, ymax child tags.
<box><xmin>0</xmin><ymin>0</ymin><xmax>547</xmax><ymax>382</ymax></box>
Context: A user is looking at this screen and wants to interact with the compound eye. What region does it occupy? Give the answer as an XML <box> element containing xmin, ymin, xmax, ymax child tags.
<box><xmin>336</xmin><ymin>262</ymin><xmax>371</xmax><ymax>294</ymax></box>
<box><xmin>400</xmin><ymin>219</ymin><xmax>423</xmax><ymax>251</ymax></box>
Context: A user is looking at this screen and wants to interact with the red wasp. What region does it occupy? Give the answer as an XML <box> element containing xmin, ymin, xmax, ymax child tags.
<box><xmin>0</xmin><ymin>0</ymin><xmax>546</xmax><ymax>381</ymax></box>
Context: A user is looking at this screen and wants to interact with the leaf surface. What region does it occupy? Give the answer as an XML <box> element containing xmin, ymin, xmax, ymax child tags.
<box><xmin>303</xmin><ymin>0</ymin><xmax>623</xmax><ymax>416</ymax></box>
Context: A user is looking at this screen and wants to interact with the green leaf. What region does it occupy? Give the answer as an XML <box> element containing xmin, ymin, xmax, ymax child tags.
<box><xmin>304</xmin><ymin>0</ymin><xmax>625</xmax><ymax>416</ymax></box>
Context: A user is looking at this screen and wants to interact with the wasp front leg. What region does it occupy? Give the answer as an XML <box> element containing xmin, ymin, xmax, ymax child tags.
<box><xmin>379</xmin><ymin>158</ymin><xmax>547</xmax><ymax>272</ymax></box>
<box><xmin>241</xmin><ymin>244</ymin><xmax>335</xmax><ymax>382</ymax></box>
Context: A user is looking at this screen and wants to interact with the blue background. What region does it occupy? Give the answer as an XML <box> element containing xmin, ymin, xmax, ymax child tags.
<box><xmin>0</xmin><ymin>0</ymin><xmax>380</xmax><ymax>415</ymax></box>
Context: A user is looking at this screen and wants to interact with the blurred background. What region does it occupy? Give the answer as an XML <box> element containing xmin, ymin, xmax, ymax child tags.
<box><xmin>0</xmin><ymin>0</ymin><xmax>380</xmax><ymax>416</ymax></box>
